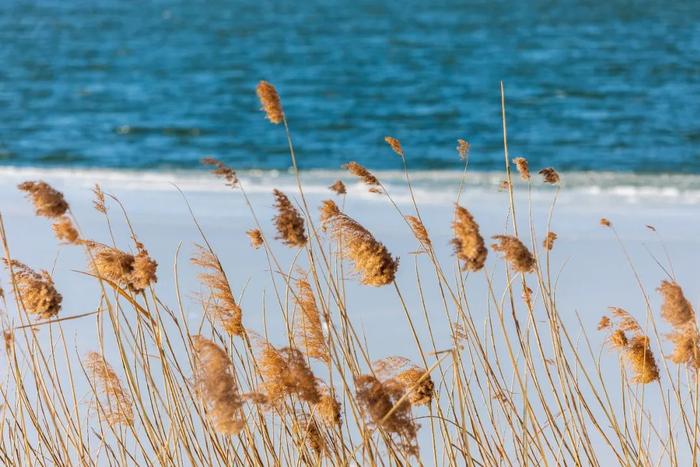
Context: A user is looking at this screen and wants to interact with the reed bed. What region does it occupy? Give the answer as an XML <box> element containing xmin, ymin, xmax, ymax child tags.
<box><xmin>0</xmin><ymin>82</ymin><xmax>697</xmax><ymax>466</ymax></box>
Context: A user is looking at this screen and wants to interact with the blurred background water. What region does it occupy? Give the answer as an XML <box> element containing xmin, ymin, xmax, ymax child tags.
<box><xmin>0</xmin><ymin>0</ymin><xmax>699</xmax><ymax>173</ymax></box>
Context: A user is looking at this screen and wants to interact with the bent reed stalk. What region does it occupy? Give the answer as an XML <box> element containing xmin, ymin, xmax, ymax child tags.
<box><xmin>0</xmin><ymin>82</ymin><xmax>697</xmax><ymax>466</ymax></box>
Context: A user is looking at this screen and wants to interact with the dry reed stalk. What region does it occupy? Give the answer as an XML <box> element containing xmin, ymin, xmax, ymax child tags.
<box><xmin>451</xmin><ymin>204</ymin><xmax>487</xmax><ymax>272</ymax></box>
<box><xmin>84</xmin><ymin>352</ymin><xmax>134</xmax><ymax>427</ymax></box>
<box><xmin>272</xmin><ymin>189</ymin><xmax>307</xmax><ymax>247</ymax></box>
<box><xmin>202</xmin><ymin>157</ymin><xmax>239</xmax><ymax>187</ymax></box>
<box><xmin>319</xmin><ymin>200</ymin><xmax>398</xmax><ymax>286</ymax></box>
<box><xmin>51</xmin><ymin>216</ymin><xmax>80</xmax><ymax>244</ymax></box>
<box><xmin>658</xmin><ymin>281</ymin><xmax>694</xmax><ymax>328</ymax></box>
<box><xmin>258</xmin><ymin>343</ymin><xmax>320</xmax><ymax>404</ymax></box>
<box><xmin>405</xmin><ymin>215</ymin><xmax>431</xmax><ymax>249</ymax></box>
<box><xmin>456</xmin><ymin>139</ymin><xmax>469</xmax><ymax>160</ymax></box>
<box><xmin>86</xmin><ymin>242</ymin><xmax>157</xmax><ymax>293</ymax></box>
<box><xmin>328</xmin><ymin>180</ymin><xmax>346</xmax><ymax>195</ymax></box>
<box><xmin>4</xmin><ymin>260</ymin><xmax>62</xmax><ymax>319</ymax></box>
<box><xmin>294</xmin><ymin>278</ymin><xmax>329</xmax><ymax>362</ymax></box>
<box><xmin>256</xmin><ymin>80</ymin><xmax>284</xmax><ymax>124</ymax></box>
<box><xmin>384</xmin><ymin>136</ymin><xmax>404</xmax><ymax>158</ymax></box>
<box><xmin>18</xmin><ymin>180</ymin><xmax>68</xmax><ymax>218</ymax></box>
<box><xmin>543</xmin><ymin>231</ymin><xmax>557</xmax><ymax>251</ymax></box>
<box><xmin>354</xmin><ymin>374</ymin><xmax>418</xmax><ymax>456</ymax></box>
<box><xmin>491</xmin><ymin>235</ymin><xmax>536</xmax><ymax>273</ymax></box>
<box><xmin>191</xmin><ymin>246</ymin><xmax>242</xmax><ymax>336</ymax></box>
<box><xmin>512</xmin><ymin>157</ymin><xmax>530</xmax><ymax>180</ymax></box>
<box><xmin>538</xmin><ymin>168</ymin><xmax>560</xmax><ymax>184</ymax></box>
<box><xmin>343</xmin><ymin>161</ymin><xmax>381</xmax><ymax>190</ymax></box>
<box><xmin>246</xmin><ymin>229</ymin><xmax>264</xmax><ymax>249</ymax></box>
<box><xmin>191</xmin><ymin>336</ymin><xmax>244</xmax><ymax>435</ymax></box>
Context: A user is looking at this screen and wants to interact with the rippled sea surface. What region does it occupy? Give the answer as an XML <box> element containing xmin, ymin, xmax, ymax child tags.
<box><xmin>0</xmin><ymin>0</ymin><xmax>699</xmax><ymax>173</ymax></box>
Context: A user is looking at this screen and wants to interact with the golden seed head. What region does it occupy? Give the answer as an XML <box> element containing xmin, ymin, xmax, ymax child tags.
<box><xmin>202</xmin><ymin>157</ymin><xmax>239</xmax><ymax>187</ymax></box>
<box><xmin>343</xmin><ymin>161</ymin><xmax>380</xmax><ymax>188</ymax></box>
<box><xmin>610</xmin><ymin>329</ymin><xmax>628</xmax><ymax>349</ymax></box>
<box><xmin>597</xmin><ymin>316</ymin><xmax>612</xmax><ymax>331</ymax></box>
<box><xmin>329</xmin><ymin>180</ymin><xmax>346</xmax><ymax>195</ymax></box>
<box><xmin>451</xmin><ymin>204</ymin><xmax>487</xmax><ymax>272</ymax></box>
<box><xmin>456</xmin><ymin>139</ymin><xmax>470</xmax><ymax>161</ymax></box>
<box><xmin>3</xmin><ymin>329</ymin><xmax>13</xmax><ymax>353</ymax></box>
<box><xmin>384</xmin><ymin>136</ymin><xmax>404</xmax><ymax>157</ymax></box>
<box><xmin>512</xmin><ymin>157</ymin><xmax>530</xmax><ymax>180</ymax></box>
<box><xmin>600</xmin><ymin>218</ymin><xmax>611</xmax><ymax>227</ymax></box>
<box><xmin>320</xmin><ymin>204</ymin><xmax>398</xmax><ymax>286</ymax></box>
<box><xmin>405</xmin><ymin>215</ymin><xmax>431</xmax><ymax>249</ymax></box>
<box><xmin>491</xmin><ymin>235</ymin><xmax>536</xmax><ymax>273</ymax></box>
<box><xmin>86</xmin><ymin>242</ymin><xmax>157</xmax><ymax>293</ymax></box>
<box><xmin>316</xmin><ymin>393</ymin><xmax>342</xmax><ymax>427</ymax></box>
<box><xmin>666</xmin><ymin>328</ymin><xmax>700</xmax><ymax>369</ymax></box>
<box><xmin>191</xmin><ymin>246</ymin><xmax>243</xmax><ymax>336</ymax></box>
<box><xmin>625</xmin><ymin>335</ymin><xmax>660</xmax><ymax>384</ymax></box>
<box><xmin>51</xmin><ymin>216</ymin><xmax>80</xmax><ymax>244</ymax></box>
<box><xmin>84</xmin><ymin>352</ymin><xmax>134</xmax><ymax>427</ymax></box>
<box><xmin>191</xmin><ymin>336</ymin><xmax>244</xmax><ymax>434</ymax></box>
<box><xmin>272</xmin><ymin>189</ymin><xmax>307</xmax><ymax>247</ymax></box>
<box><xmin>609</xmin><ymin>307</ymin><xmax>643</xmax><ymax>335</ymax></box>
<box><xmin>92</xmin><ymin>184</ymin><xmax>107</xmax><ymax>214</ymax></box>
<box><xmin>246</xmin><ymin>229</ymin><xmax>264</xmax><ymax>249</ymax></box>
<box><xmin>256</xmin><ymin>80</ymin><xmax>284</xmax><ymax>124</ymax></box>
<box><xmin>294</xmin><ymin>278</ymin><xmax>329</xmax><ymax>362</ymax></box>
<box><xmin>4</xmin><ymin>260</ymin><xmax>62</xmax><ymax>320</ymax></box>
<box><xmin>258</xmin><ymin>343</ymin><xmax>320</xmax><ymax>404</ymax></box>
<box><xmin>543</xmin><ymin>231</ymin><xmax>557</xmax><ymax>251</ymax></box>
<box><xmin>18</xmin><ymin>180</ymin><xmax>68</xmax><ymax>218</ymax></box>
<box><xmin>538</xmin><ymin>167</ymin><xmax>560</xmax><ymax>184</ymax></box>
<box><xmin>395</xmin><ymin>368</ymin><xmax>434</xmax><ymax>406</ymax></box>
<box><xmin>658</xmin><ymin>280</ymin><xmax>694</xmax><ymax>328</ymax></box>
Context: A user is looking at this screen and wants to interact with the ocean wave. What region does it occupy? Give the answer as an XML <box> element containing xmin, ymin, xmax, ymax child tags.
<box><xmin>1</xmin><ymin>166</ymin><xmax>700</xmax><ymax>205</ymax></box>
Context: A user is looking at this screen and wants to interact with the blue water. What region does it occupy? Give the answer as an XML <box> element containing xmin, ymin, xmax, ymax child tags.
<box><xmin>0</xmin><ymin>1</ymin><xmax>699</xmax><ymax>173</ymax></box>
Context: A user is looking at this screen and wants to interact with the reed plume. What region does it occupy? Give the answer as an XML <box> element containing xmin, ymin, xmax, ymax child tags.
<box><xmin>84</xmin><ymin>352</ymin><xmax>134</xmax><ymax>427</ymax></box>
<box><xmin>658</xmin><ymin>280</ymin><xmax>694</xmax><ymax>328</ymax></box>
<box><xmin>18</xmin><ymin>180</ymin><xmax>68</xmax><ymax>218</ymax></box>
<box><xmin>354</xmin><ymin>374</ymin><xmax>418</xmax><ymax>456</ymax></box>
<box><xmin>456</xmin><ymin>139</ymin><xmax>469</xmax><ymax>160</ymax></box>
<box><xmin>294</xmin><ymin>277</ymin><xmax>329</xmax><ymax>362</ymax></box>
<box><xmin>512</xmin><ymin>157</ymin><xmax>530</xmax><ymax>180</ymax></box>
<box><xmin>384</xmin><ymin>136</ymin><xmax>404</xmax><ymax>158</ymax></box>
<box><xmin>51</xmin><ymin>216</ymin><xmax>80</xmax><ymax>244</ymax></box>
<box><xmin>328</xmin><ymin>180</ymin><xmax>346</xmax><ymax>195</ymax></box>
<box><xmin>256</xmin><ymin>80</ymin><xmax>284</xmax><ymax>124</ymax></box>
<box><xmin>373</xmin><ymin>356</ymin><xmax>434</xmax><ymax>406</ymax></box>
<box><xmin>202</xmin><ymin>157</ymin><xmax>239</xmax><ymax>187</ymax></box>
<box><xmin>600</xmin><ymin>218</ymin><xmax>611</xmax><ymax>227</ymax></box>
<box><xmin>316</xmin><ymin>391</ymin><xmax>342</xmax><ymax>427</ymax></box>
<box><xmin>4</xmin><ymin>260</ymin><xmax>62</xmax><ymax>319</ymax></box>
<box><xmin>246</xmin><ymin>229</ymin><xmax>264</xmax><ymax>249</ymax></box>
<box><xmin>343</xmin><ymin>161</ymin><xmax>381</xmax><ymax>191</ymax></box>
<box><xmin>405</xmin><ymin>215</ymin><xmax>431</xmax><ymax>249</ymax></box>
<box><xmin>666</xmin><ymin>329</ymin><xmax>700</xmax><ymax>369</ymax></box>
<box><xmin>451</xmin><ymin>205</ymin><xmax>487</xmax><ymax>272</ymax></box>
<box><xmin>293</xmin><ymin>415</ymin><xmax>325</xmax><ymax>459</ymax></box>
<box><xmin>626</xmin><ymin>335</ymin><xmax>660</xmax><ymax>384</ymax></box>
<box><xmin>191</xmin><ymin>246</ymin><xmax>243</xmax><ymax>336</ymax></box>
<box><xmin>93</xmin><ymin>184</ymin><xmax>107</xmax><ymax>214</ymax></box>
<box><xmin>539</xmin><ymin>168</ymin><xmax>560</xmax><ymax>184</ymax></box>
<box><xmin>191</xmin><ymin>336</ymin><xmax>244</xmax><ymax>435</ymax></box>
<box><xmin>319</xmin><ymin>200</ymin><xmax>398</xmax><ymax>286</ymax></box>
<box><xmin>272</xmin><ymin>189</ymin><xmax>307</xmax><ymax>247</ymax></box>
<box><xmin>491</xmin><ymin>235</ymin><xmax>535</xmax><ymax>273</ymax></box>
<box><xmin>258</xmin><ymin>343</ymin><xmax>320</xmax><ymax>404</ymax></box>
<box><xmin>86</xmin><ymin>242</ymin><xmax>157</xmax><ymax>293</ymax></box>
<box><xmin>543</xmin><ymin>231</ymin><xmax>557</xmax><ymax>251</ymax></box>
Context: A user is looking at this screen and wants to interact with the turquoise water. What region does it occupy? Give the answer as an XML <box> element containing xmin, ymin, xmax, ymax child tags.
<box><xmin>0</xmin><ymin>1</ymin><xmax>699</xmax><ymax>173</ymax></box>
